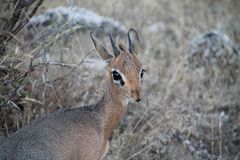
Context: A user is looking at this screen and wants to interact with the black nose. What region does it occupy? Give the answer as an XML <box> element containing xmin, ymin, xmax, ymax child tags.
<box><xmin>136</xmin><ymin>98</ymin><xmax>141</xmax><ymax>102</ymax></box>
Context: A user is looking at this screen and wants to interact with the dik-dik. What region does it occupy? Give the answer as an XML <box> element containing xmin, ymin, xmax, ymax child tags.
<box><xmin>0</xmin><ymin>28</ymin><xmax>144</xmax><ymax>160</ymax></box>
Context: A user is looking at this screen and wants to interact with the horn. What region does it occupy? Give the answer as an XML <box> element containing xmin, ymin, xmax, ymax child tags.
<box><xmin>109</xmin><ymin>34</ymin><xmax>119</xmax><ymax>56</ymax></box>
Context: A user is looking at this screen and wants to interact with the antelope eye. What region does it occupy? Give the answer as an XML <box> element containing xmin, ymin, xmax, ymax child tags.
<box><xmin>112</xmin><ymin>71</ymin><xmax>121</xmax><ymax>80</ymax></box>
<box><xmin>112</xmin><ymin>71</ymin><xmax>125</xmax><ymax>86</ymax></box>
<box><xmin>140</xmin><ymin>69</ymin><xmax>145</xmax><ymax>78</ymax></box>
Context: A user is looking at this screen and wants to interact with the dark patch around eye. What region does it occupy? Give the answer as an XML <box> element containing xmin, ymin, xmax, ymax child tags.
<box><xmin>120</xmin><ymin>80</ymin><xmax>125</xmax><ymax>86</ymax></box>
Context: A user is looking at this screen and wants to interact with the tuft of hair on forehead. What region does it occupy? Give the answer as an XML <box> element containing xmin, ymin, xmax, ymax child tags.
<box><xmin>119</xmin><ymin>44</ymin><xmax>127</xmax><ymax>52</ymax></box>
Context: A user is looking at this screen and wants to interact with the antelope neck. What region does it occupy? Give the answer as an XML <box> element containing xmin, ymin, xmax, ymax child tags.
<box><xmin>101</xmin><ymin>79</ymin><xmax>128</xmax><ymax>140</ymax></box>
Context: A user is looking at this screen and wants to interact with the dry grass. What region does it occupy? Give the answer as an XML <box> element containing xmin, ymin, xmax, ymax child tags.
<box><xmin>1</xmin><ymin>0</ymin><xmax>240</xmax><ymax>159</ymax></box>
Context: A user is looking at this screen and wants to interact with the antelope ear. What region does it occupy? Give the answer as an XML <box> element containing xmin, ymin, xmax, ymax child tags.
<box><xmin>90</xmin><ymin>32</ymin><xmax>113</xmax><ymax>62</ymax></box>
<box><xmin>128</xmin><ymin>28</ymin><xmax>141</xmax><ymax>55</ymax></box>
